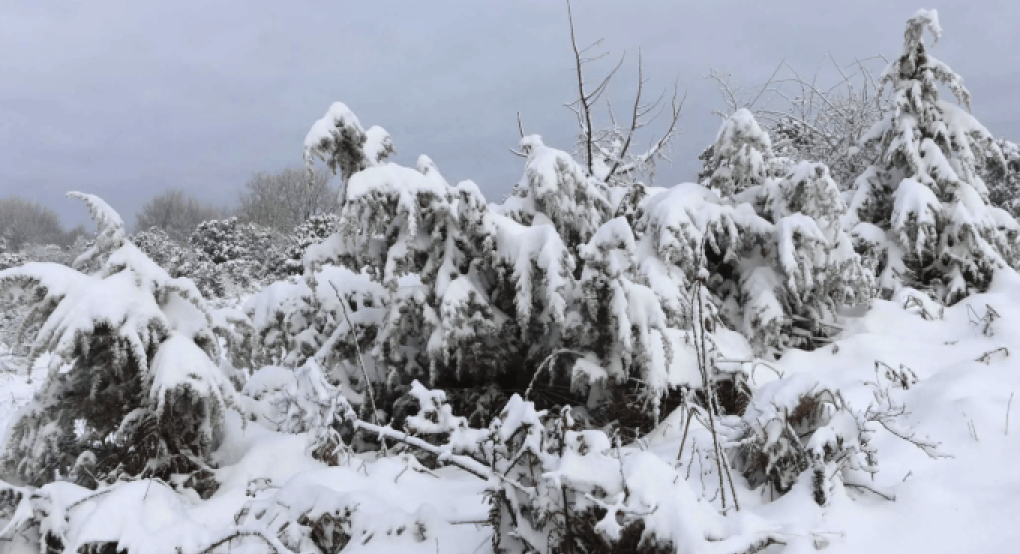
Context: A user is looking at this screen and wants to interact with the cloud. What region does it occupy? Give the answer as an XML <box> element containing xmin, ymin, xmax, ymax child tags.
<box><xmin>1</xmin><ymin>0</ymin><xmax>1018</xmax><ymax>228</ymax></box>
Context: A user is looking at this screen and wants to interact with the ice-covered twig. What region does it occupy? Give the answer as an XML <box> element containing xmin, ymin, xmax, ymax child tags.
<box><xmin>354</xmin><ymin>421</ymin><xmax>492</xmax><ymax>481</ymax></box>
<box><xmin>975</xmin><ymin>347</ymin><xmax>1009</xmax><ymax>365</ymax></box>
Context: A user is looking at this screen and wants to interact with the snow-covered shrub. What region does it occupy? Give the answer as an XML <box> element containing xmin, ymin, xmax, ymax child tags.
<box><xmin>570</xmin><ymin>217</ymin><xmax>673</xmax><ymax>418</ymax></box>
<box><xmin>233</xmin><ymin>379</ymin><xmax>780</xmax><ymax>554</ymax></box>
<box><xmin>253</xmin><ymin>98</ymin><xmax>873</xmax><ymax>432</ymax></box>
<box><xmin>251</xmin><ymin>110</ymin><xmax>584</xmax><ymax>424</ymax></box>
<box><xmin>189</xmin><ymin>217</ymin><xmax>286</xmax><ymax>295</ymax></box>
<box><xmin>274</xmin><ymin>213</ymin><xmax>342</xmax><ymax>278</ymax></box>
<box><xmin>303</xmin><ymin>101</ymin><xmax>395</xmax><ymax>185</ymax></box>
<box><xmin>726</xmin><ymin>375</ymin><xmax>877</xmax><ymax>505</ymax></box>
<box><xmin>134</xmin><ymin>219</ymin><xmax>286</xmax><ymax>300</ymax></box>
<box><xmin>0</xmin><ymin>193</ymin><xmax>243</xmax><ymax>487</ymax></box>
<box><xmin>845</xmin><ymin>9</ymin><xmax>1019</xmax><ymax>302</ymax></box>
<box><xmin>0</xmin><ymin>252</ymin><xmax>25</xmax><ymax>272</ymax></box>
<box><xmin>134</xmin><ymin>226</ymin><xmax>235</xmax><ymax>300</ymax></box>
<box><xmin>636</xmin><ymin>154</ymin><xmax>871</xmax><ymax>357</ymax></box>
<box><xmin>752</xmin><ymin>162</ymin><xmax>874</xmax><ymax>348</ymax></box>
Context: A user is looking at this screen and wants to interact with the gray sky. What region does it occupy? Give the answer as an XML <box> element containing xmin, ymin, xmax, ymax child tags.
<box><xmin>3</xmin><ymin>0</ymin><xmax>1019</xmax><ymax>228</ymax></box>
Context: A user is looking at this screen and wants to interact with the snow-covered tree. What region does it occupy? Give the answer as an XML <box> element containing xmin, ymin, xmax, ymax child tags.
<box><xmin>570</xmin><ymin>217</ymin><xmax>674</xmax><ymax>417</ymax></box>
<box><xmin>303</xmin><ymin>101</ymin><xmax>395</xmax><ymax>186</ymax></box>
<box><xmin>502</xmin><ymin>135</ymin><xmax>612</xmax><ymax>249</ymax></box>
<box><xmin>981</xmin><ymin>138</ymin><xmax>1020</xmax><ymax>219</ymax></box>
<box><xmin>0</xmin><ymin>193</ymin><xmax>242</xmax><ymax>487</ymax></box>
<box><xmin>698</xmin><ymin>109</ymin><xmax>777</xmax><ymax>196</ymax></box>
<box><xmin>845</xmin><ymin>9</ymin><xmax>1018</xmax><ymax>302</ymax></box>
<box><xmin>756</xmin><ymin>162</ymin><xmax>873</xmax><ymax>344</ymax></box>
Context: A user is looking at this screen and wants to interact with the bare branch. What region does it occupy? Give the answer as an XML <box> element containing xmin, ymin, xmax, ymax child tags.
<box><xmin>606</xmin><ymin>48</ymin><xmax>644</xmax><ymax>182</ymax></box>
<box><xmin>567</xmin><ymin>0</ymin><xmax>595</xmax><ymax>175</ymax></box>
<box><xmin>747</xmin><ymin>58</ymin><xmax>787</xmax><ymax>110</ymax></box>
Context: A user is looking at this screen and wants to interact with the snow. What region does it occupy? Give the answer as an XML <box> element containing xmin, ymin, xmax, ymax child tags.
<box><xmin>149</xmin><ymin>332</ymin><xmax>238</xmax><ymax>426</ymax></box>
<box><xmin>482</xmin><ymin>212</ymin><xmax>573</xmax><ymax>329</ymax></box>
<box><xmin>346</xmin><ymin>162</ymin><xmax>448</xmax><ymax>203</ymax></box>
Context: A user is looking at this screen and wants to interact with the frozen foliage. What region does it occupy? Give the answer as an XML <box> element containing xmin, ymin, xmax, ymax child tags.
<box><xmin>573</xmin><ymin>217</ymin><xmax>672</xmax><ymax>416</ymax></box>
<box><xmin>134</xmin><ymin>223</ymin><xmax>285</xmax><ymax>301</ymax></box>
<box><xmin>845</xmin><ymin>9</ymin><xmax>1019</xmax><ymax>302</ymax></box>
<box><xmin>0</xmin><ymin>193</ymin><xmax>244</xmax><ymax>487</ymax></box>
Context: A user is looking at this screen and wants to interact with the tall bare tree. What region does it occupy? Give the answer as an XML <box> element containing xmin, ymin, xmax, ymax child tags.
<box><xmin>0</xmin><ymin>196</ymin><xmax>70</xmax><ymax>249</ymax></box>
<box><xmin>236</xmin><ymin>167</ymin><xmax>339</xmax><ymax>233</ymax></box>
<box><xmin>562</xmin><ymin>0</ymin><xmax>685</xmax><ymax>186</ymax></box>
<box><xmin>134</xmin><ymin>189</ymin><xmax>224</xmax><ymax>241</ymax></box>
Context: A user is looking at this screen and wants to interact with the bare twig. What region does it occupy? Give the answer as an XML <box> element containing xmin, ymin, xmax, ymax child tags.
<box><xmin>329</xmin><ymin>282</ymin><xmax>385</xmax><ymax>451</ymax></box>
<box><xmin>844</xmin><ymin>482</ymin><xmax>896</xmax><ymax>502</ymax></box>
<box><xmin>1008</xmin><ymin>392</ymin><xmax>1014</xmax><ymax>436</ymax></box>
<box><xmin>676</xmin><ymin>403</ymin><xmax>694</xmax><ymax>463</ymax></box>
<box><xmin>976</xmin><ymin>347</ymin><xmax>1009</xmax><ymax>365</ymax></box>
<box><xmin>694</xmin><ymin>278</ymin><xmax>734</xmax><ymax>510</ymax></box>
<box><xmin>566</xmin><ymin>0</ymin><xmax>623</xmax><ymax>176</ymax></box>
<box><xmin>525</xmin><ymin>348</ymin><xmax>585</xmax><ymax>401</ymax></box>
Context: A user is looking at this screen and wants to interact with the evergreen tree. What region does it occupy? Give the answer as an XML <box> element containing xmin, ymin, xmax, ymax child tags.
<box><xmin>698</xmin><ymin>108</ymin><xmax>777</xmax><ymax>196</ymax></box>
<box><xmin>845</xmin><ymin>9</ymin><xmax>1018</xmax><ymax>302</ymax></box>
<box><xmin>501</xmin><ymin>135</ymin><xmax>612</xmax><ymax>249</ymax></box>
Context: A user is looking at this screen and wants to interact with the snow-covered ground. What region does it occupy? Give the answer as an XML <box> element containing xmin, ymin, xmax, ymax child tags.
<box><xmin>3</xmin><ymin>272</ymin><xmax>1020</xmax><ymax>553</ymax></box>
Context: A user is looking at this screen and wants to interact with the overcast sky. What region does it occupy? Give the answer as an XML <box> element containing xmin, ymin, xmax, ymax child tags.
<box><xmin>3</xmin><ymin>0</ymin><xmax>1019</xmax><ymax>228</ymax></box>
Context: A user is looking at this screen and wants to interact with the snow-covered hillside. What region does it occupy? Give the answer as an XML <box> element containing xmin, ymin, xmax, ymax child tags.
<box><xmin>2</xmin><ymin>274</ymin><xmax>1020</xmax><ymax>553</ymax></box>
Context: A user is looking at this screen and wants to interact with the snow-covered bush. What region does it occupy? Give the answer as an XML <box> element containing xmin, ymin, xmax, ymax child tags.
<box><xmin>0</xmin><ymin>193</ymin><xmax>243</xmax><ymax>487</ymax></box>
<box><xmin>250</xmin><ymin>110</ymin><xmax>583</xmax><ymax>424</ymax></box>
<box><xmin>636</xmin><ymin>158</ymin><xmax>871</xmax><ymax>355</ymax></box>
<box><xmin>133</xmin><ymin>227</ymin><xmax>227</xmax><ymax>300</ymax></box>
<box><xmin>232</xmin><ymin>379</ymin><xmax>780</xmax><ymax>554</ymax></box>
<box><xmin>845</xmin><ymin>9</ymin><xmax>1019</xmax><ymax>302</ymax></box>
<box><xmin>303</xmin><ymin>101</ymin><xmax>395</xmax><ymax>186</ymax></box>
<box><xmin>133</xmin><ymin>219</ymin><xmax>286</xmax><ymax>300</ymax></box>
<box><xmin>751</xmin><ymin>162</ymin><xmax>873</xmax><ymax>349</ymax></box>
<box><xmin>251</xmin><ymin>97</ymin><xmax>875</xmax><ymax>436</ymax></box>
<box><xmin>275</xmin><ymin>213</ymin><xmax>342</xmax><ymax>278</ymax></box>
<box><xmin>503</xmin><ymin>135</ymin><xmax>612</xmax><ymax>248</ymax></box>
<box><xmin>0</xmin><ymin>252</ymin><xmax>25</xmax><ymax>272</ymax></box>
<box><xmin>726</xmin><ymin>375</ymin><xmax>877</xmax><ymax>504</ymax></box>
